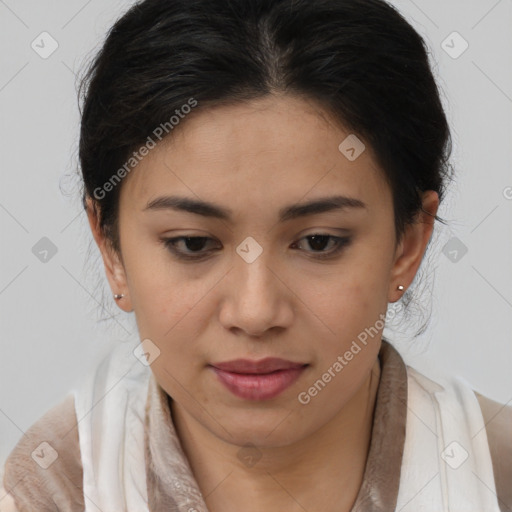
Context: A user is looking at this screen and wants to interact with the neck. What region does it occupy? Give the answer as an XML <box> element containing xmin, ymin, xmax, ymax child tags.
<box><xmin>171</xmin><ymin>357</ymin><xmax>381</xmax><ymax>512</ymax></box>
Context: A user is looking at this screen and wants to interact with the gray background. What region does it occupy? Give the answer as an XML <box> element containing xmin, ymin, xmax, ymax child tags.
<box><xmin>1</xmin><ymin>0</ymin><xmax>511</xmax><ymax>464</ymax></box>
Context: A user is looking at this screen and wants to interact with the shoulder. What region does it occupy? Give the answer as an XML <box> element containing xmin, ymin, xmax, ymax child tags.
<box><xmin>404</xmin><ymin>364</ymin><xmax>511</xmax><ymax>508</ymax></box>
<box><xmin>474</xmin><ymin>391</ymin><xmax>512</xmax><ymax>511</ymax></box>
<box><xmin>1</xmin><ymin>393</ymin><xmax>84</xmax><ymax>511</ymax></box>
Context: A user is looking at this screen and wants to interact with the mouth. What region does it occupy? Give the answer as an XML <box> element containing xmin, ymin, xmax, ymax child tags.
<box><xmin>208</xmin><ymin>358</ymin><xmax>309</xmax><ymax>401</ymax></box>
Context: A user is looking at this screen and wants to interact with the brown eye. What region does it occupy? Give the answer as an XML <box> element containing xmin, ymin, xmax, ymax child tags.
<box><xmin>291</xmin><ymin>234</ymin><xmax>351</xmax><ymax>259</ymax></box>
<box><xmin>162</xmin><ymin>236</ymin><xmax>220</xmax><ymax>260</ymax></box>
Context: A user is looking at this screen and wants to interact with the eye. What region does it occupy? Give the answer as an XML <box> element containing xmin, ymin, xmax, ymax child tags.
<box><xmin>161</xmin><ymin>233</ymin><xmax>352</xmax><ymax>262</ymax></box>
<box><xmin>161</xmin><ymin>236</ymin><xmax>220</xmax><ymax>261</ymax></box>
<box><xmin>291</xmin><ymin>234</ymin><xmax>352</xmax><ymax>259</ymax></box>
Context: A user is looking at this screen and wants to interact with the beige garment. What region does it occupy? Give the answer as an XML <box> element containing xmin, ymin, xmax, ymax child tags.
<box><xmin>1</xmin><ymin>341</ymin><xmax>511</xmax><ymax>511</ymax></box>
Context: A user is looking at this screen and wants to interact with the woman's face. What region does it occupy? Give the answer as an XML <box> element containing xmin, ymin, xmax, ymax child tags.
<box><xmin>89</xmin><ymin>94</ymin><xmax>437</xmax><ymax>448</ymax></box>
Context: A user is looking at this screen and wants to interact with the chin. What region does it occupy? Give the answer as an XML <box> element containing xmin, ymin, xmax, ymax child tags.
<box><xmin>211</xmin><ymin>409</ymin><xmax>307</xmax><ymax>448</ymax></box>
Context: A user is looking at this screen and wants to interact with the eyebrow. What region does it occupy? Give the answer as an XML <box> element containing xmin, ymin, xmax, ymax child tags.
<box><xmin>143</xmin><ymin>194</ymin><xmax>367</xmax><ymax>222</ymax></box>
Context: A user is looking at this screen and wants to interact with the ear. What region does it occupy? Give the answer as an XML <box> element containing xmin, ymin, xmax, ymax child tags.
<box><xmin>388</xmin><ymin>190</ymin><xmax>439</xmax><ymax>303</ymax></box>
<box><xmin>85</xmin><ymin>197</ymin><xmax>133</xmax><ymax>312</ymax></box>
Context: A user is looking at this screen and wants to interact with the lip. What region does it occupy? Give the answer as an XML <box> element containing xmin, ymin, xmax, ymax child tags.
<box><xmin>209</xmin><ymin>358</ymin><xmax>308</xmax><ymax>401</ymax></box>
<box><xmin>210</xmin><ymin>357</ymin><xmax>307</xmax><ymax>374</ymax></box>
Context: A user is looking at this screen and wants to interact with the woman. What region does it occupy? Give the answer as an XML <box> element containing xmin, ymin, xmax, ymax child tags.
<box><xmin>1</xmin><ymin>0</ymin><xmax>510</xmax><ymax>510</ymax></box>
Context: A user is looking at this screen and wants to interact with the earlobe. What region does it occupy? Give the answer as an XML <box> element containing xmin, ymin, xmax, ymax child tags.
<box><xmin>388</xmin><ymin>190</ymin><xmax>439</xmax><ymax>302</ymax></box>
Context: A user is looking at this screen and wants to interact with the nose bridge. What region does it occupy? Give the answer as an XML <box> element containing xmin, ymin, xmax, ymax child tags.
<box><xmin>233</xmin><ymin>240</ymin><xmax>278</xmax><ymax>301</ymax></box>
<box><xmin>220</xmin><ymin>239</ymin><xmax>289</xmax><ymax>335</ymax></box>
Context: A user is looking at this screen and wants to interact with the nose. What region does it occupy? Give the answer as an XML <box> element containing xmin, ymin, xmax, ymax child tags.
<box><xmin>218</xmin><ymin>250</ymin><xmax>294</xmax><ymax>338</ymax></box>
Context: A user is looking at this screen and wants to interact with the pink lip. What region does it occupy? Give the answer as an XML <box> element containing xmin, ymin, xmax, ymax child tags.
<box><xmin>209</xmin><ymin>358</ymin><xmax>308</xmax><ymax>401</ymax></box>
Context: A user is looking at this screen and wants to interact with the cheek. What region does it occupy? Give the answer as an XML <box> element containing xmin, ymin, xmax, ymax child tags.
<box><xmin>121</xmin><ymin>238</ymin><xmax>198</xmax><ymax>326</ymax></box>
<box><xmin>294</xmin><ymin>267</ymin><xmax>385</xmax><ymax>340</ymax></box>
<box><xmin>293</xmin><ymin>339</ymin><xmax>380</xmax><ymax>436</ymax></box>
<box><xmin>292</xmin><ymin>267</ymin><xmax>387</xmax><ymax>393</ymax></box>
<box><xmin>128</xmin><ymin>273</ymin><xmax>221</xmax><ymax>378</ymax></box>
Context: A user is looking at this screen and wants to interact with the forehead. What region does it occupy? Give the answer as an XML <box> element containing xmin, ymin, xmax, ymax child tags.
<box><xmin>119</xmin><ymin>94</ymin><xmax>389</xmax><ymax>215</ymax></box>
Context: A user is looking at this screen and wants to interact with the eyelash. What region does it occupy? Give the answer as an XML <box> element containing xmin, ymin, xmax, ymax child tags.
<box><xmin>161</xmin><ymin>234</ymin><xmax>352</xmax><ymax>261</ymax></box>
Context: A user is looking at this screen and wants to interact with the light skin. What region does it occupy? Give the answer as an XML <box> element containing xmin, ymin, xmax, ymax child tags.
<box><xmin>87</xmin><ymin>93</ymin><xmax>439</xmax><ymax>512</ymax></box>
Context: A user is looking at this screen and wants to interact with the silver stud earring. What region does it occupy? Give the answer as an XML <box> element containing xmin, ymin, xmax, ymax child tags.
<box><xmin>114</xmin><ymin>293</ymin><xmax>125</xmax><ymax>300</ymax></box>
<box><xmin>397</xmin><ymin>285</ymin><xmax>404</xmax><ymax>291</ymax></box>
